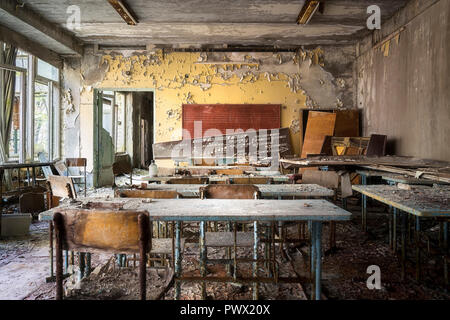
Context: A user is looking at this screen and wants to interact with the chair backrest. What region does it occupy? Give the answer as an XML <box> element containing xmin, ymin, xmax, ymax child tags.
<box><xmin>19</xmin><ymin>192</ymin><xmax>46</xmax><ymax>214</ymax></box>
<box><xmin>230</xmin><ymin>177</ymin><xmax>272</xmax><ymax>185</ymax></box>
<box><xmin>112</xmin><ymin>155</ymin><xmax>133</xmax><ymax>176</ymax></box>
<box><xmin>48</xmin><ymin>175</ymin><xmax>77</xmax><ymax>199</ymax></box>
<box><xmin>114</xmin><ymin>189</ymin><xmax>179</xmax><ymax>199</ymax></box>
<box><xmin>53</xmin><ymin>209</ymin><xmax>151</xmax><ymax>254</ymax></box>
<box><xmin>167</xmin><ymin>177</ymin><xmax>208</xmax><ymax>185</ymax></box>
<box><xmin>65</xmin><ymin>158</ymin><xmax>87</xmax><ymax>168</ymax></box>
<box><xmin>200</xmin><ymin>184</ymin><xmax>260</xmax><ymax>199</ymax></box>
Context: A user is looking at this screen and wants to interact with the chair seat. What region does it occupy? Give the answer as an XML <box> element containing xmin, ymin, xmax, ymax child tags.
<box><xmin>205</xmin><ymin>232</ymin><xmax>254</xmax><ymax>247</ymax></box>
<box><xmin>150</xmin><ymin>238</ymin><xmax>185</xmax><ymax>255</ymax></box>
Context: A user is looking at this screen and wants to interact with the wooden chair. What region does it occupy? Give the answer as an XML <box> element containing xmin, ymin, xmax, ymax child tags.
<box><xmin>52</xmin><ymin>209</ymin><xmax>150</xmax><ymax>300</ymax></box>
<box><xmin>114</xmin><ymin>188</ymin><xmax>184</xmax><ymax>268</ymax></box>
<box><xmin>65</xmin><ymin>158</ymin><xmax>87</xmax><ymax>197</ymax></box>
<box><xmin>114</xmin><ymin>189</ymin><xmax>180</xmax><ymax>199</ymax></box>
<box><xmin>230</xmin><ymin>177</ymin><xmax>273</xmax><ymax>185</ymax></box>
<box><xmin>166</xmin><ymin>177</ymin><xmax>208</xmax><ymax>185</ymax></box>
<box><xmin>46</xmin><ymin>175</ymin><xmax>78</xmax><ymax>282</ymax></box>
<box><xmin>112</xmin><ymin>154</ymin><xmax>133</xmax><ymax>187</ymax></box>
<box><xmin>198</xmin><ymin>184</ymin><xmax>263</xmax><ymax>300</ymax></box>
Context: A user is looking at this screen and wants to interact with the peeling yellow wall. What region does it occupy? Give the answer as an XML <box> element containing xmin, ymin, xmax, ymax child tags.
<box><xmin>65</xmin><ymin>47</ymin><xmax>353</xmax><ymax>169</ymax></box>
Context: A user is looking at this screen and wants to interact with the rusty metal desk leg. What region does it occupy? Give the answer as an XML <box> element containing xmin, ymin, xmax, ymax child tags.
<box><xmin>389</xmin><ymin>209</ymin><xmax>393</xmax><ymax>249</ymax></box>
<box><xmin>311</xmin><ymin>221</ymin><xmax>322</xmax><ymax>300</ymax></box>
<box><xmin>26</xmin><ymin>167</ymin><xmax>31</xmax><ymax>187</ymax></box>
<box><xmin>64</xmin><ymin>250</ymin><xmax>69</xmax><ymax>273</ymax></box>
<box><xmin>174</xmin><ymin>221</ymin><xmax>182</xmax><ymax>300</ymax></box>
<box><xmin>53</xmin><ymin>213</ymin><xmax>64</xmax><ymax>300</ymax></box>
<box><xmin>45</xmin><ymin>221</ymin><xmax>55</xmax><ymax>283</ymax></box>
<box><xmin>415</xmin><ymin>217</ymin><xmax>421</xmax><ymax>281</ymax></box>
<box><xmin>78</xmin><ymin>252</ymin><xmax>85</xmax><ymax>281</ymax></box>
<box><xmin>253</xmin><ymin>221</ymin><xmax>259</xmax><ymax>300</ymax></box>
<box><xmin>362</xmin><ymin>194</ymin><xmax>367</xmax><ymax>232</ymax></box>
<box><xmin>310</xmin><ymin>220</ymin><xmax>316</xmax><ymax>299</ymax></box>
<box><xmin>32</xmin><ymin>167</ymin><xmax>36</xmax><ymax>187</ymax></box>
<box><xmin>199</xmin><ymin>221</ymin><xmax>207</xmax><ymax>300</ymax></box>
<box><xmin>393</xmin><ymin>208</ymin><xmax>398</xmax><ymax>253</ymax></box>
<box><xmin>401</xmin><ymin>212</ymin><xmax>407</xmax><ymax>281</ymax></box>
<box><xmin>442</xmin><ymin>221</ymin><xmax>448</xmax><ymax>287</ymax></box>
<box><xmin>86</xmin><ymin>253</ymin><xmax>92</xmax><ymax>276</ymax></box>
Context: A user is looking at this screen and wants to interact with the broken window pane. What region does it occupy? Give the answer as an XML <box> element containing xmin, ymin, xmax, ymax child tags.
<box><xmin>7</xmin><ymin>71</ymin><xmax>23</xmax><ymax>160</ymax></box>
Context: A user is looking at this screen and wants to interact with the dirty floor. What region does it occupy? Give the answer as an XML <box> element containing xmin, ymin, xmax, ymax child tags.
<box><xmin>1</xmin><ymin>195</ymin><xmax>449</xmax><ymax>300</ymax></box>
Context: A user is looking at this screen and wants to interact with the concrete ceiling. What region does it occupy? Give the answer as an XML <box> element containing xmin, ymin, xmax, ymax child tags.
<box><xmin>1</xmin><ymin>0</ymin><xmax>410</xmax><ymax>54</ymax></box>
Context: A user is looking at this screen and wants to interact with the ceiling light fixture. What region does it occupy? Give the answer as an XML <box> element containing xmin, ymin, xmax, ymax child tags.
<box><xmin>297</xmin><ymin>0</ymin><xmax>320</xmax><ymax>25</ymax></box>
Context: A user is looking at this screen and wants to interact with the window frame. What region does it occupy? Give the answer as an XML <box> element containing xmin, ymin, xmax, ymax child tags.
<box><xmin>0</xmin><ymin>52</ymin><xmax>61</xmax><ymax>163</ymax></box>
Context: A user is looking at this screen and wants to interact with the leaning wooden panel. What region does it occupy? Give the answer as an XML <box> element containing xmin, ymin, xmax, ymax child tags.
<box><xmin>56</xmin><ymin>209</ymin><xmax>151</xmax><ymax>254</ymax></box>
<box><xmin>48</xmin><ymin>175</ymin><xmax>77</xmax><ymax>198</ymax></box>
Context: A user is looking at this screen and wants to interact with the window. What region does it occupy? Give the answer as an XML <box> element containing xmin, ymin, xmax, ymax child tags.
<box><xmin>7</xmin><ymin>71</ymin><xmax>24</xmax><ymax>160</ymax></box>
<box><xmin>37</xmin><ymin>58</ymin><xmax>59</xmax><ymax>82</ymax></box>
<box><xmin>0</xmin><ymin>49</ymin><xmax>60</xmax><ymax>163</ymax></box>
<box><xmin>34</xmin><ymin>81</ymin><xmax>50</xmax><ymax>159</ymax></box>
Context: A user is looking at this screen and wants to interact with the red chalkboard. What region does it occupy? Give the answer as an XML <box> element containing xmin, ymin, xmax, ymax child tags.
<box><xmin>182</xmin><ymin>104</ymin><xmax>281</xmax><ymax>139</ymax></box>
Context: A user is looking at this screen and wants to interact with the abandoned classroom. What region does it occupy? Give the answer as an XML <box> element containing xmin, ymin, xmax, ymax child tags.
<box><xmin>0</xmin><ymin>0</ymin><xmax>449</xmax><ymax>302</ymax></box>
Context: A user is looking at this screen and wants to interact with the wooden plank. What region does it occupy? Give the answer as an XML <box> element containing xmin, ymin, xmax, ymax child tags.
<box><xmin>280</xmin><ymin>156</ymin><xmax>450</xmax><ymax>169</ymax></box>
<box><xmin>301</xmin><ymin>111</ymin><xmax>336</xmax><ymax>158</ymax></box>
<box><xmin>182</xmin><ymin>104</ymin><xmax>281</xmax><ymax>139</ymax></box>
<box><xmin>214</xmin><ymin>169</ymin><xmax>244</xmax><ymax>175</ymax></box>
<box><xmin>363</xmin><ymin>165</ymin><xmax>450</xmax><ymax>184</ymax></box>
<box><xmin>57</xmin><ymin>209</ymin><xmax>150</xmax><ymax>253</ymax></box>
<box><xmin>366</xmin><ymin>134</ymin><xmax>387</xmax><ymax>157</ymax></box>
<box><xmin>48</xmin><ymin>175</ymin><xmax>76</xmax><ymax>198</ymax></box>
<box><xmin>40</xmin><ymin>198</ymin><xmax>352</xmax><ymax>222</ymax></box>
<box><xmin>334</xmin><ymin>110</ymin><xmax>360</xmax><ymax>137</ymax></box>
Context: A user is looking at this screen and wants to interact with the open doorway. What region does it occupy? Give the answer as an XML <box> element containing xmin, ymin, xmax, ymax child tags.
<box><xmin>93</xmin><ymin>89</ymin><xmax>154</xmax><ymax>187</ymax></box>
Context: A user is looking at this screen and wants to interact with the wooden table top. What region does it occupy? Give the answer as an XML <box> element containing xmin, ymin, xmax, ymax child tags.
<box><xmin>352</xmin><ymin>185</ymin><xmax>450</xmax><ymax>217</ymax></box>
<box><xmin>39</xmin><ymin>198</ymin><xmax>351</xmax><ymax>222</ymax></box>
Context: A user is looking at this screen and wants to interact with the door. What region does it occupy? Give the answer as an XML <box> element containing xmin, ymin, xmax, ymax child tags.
<box><xmin>93</xmin><ymin>89</ymin><xmax>114</xmax><ymax>187</ymax></box>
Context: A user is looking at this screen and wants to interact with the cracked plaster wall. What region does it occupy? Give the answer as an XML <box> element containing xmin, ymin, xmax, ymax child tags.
<box><xmin>356</xmin><ymin>0</ymin><xmax>450</xmax><ymax>161</ymax></box>
<box><xmin>62</xmin><ymin>45</ymin><xmax>355</xmax><ymax>169</ymax></box>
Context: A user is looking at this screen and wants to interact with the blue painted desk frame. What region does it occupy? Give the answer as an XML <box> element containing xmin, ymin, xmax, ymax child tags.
<box><xmin>39</xmin><ymin>198</ymin><xmax>351</xmax><ymax>301</ymax></box>
<box><xmin>352</xmin><ymin>185</ymin><xmax>449</xmax><ymax>282</ymax></box>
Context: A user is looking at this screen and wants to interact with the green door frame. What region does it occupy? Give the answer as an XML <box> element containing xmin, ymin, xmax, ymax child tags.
<box><xmin>92</xmin><ymin>88</ymin><xmax>155</xmax><ymax>187</ymax></box>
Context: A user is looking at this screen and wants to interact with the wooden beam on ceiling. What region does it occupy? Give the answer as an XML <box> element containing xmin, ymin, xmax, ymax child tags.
<box><xmin>297</xmin><ymin>0</ymin><xmax>321</xmax><ymax>25</ymax></box>
<box><xmin>107</xmin><ymin>0</ymin><xmax>139</xmax><ymax>25</ymax></box>
<box><xmin>0</xmin><ymin>24</ymin><xmax>62</xmax><ymax>68</ymax></box>
<box><xmin>0</xmin><ymin>0</ymin><xmax>83</xmax><ymax>56</ymax></box>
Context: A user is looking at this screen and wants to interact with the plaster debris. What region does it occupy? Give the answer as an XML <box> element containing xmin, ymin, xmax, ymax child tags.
<box><xmin>290</xmin><ymin>119</ymin><xmax>300</xmax><ymax>134</ymax></box>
